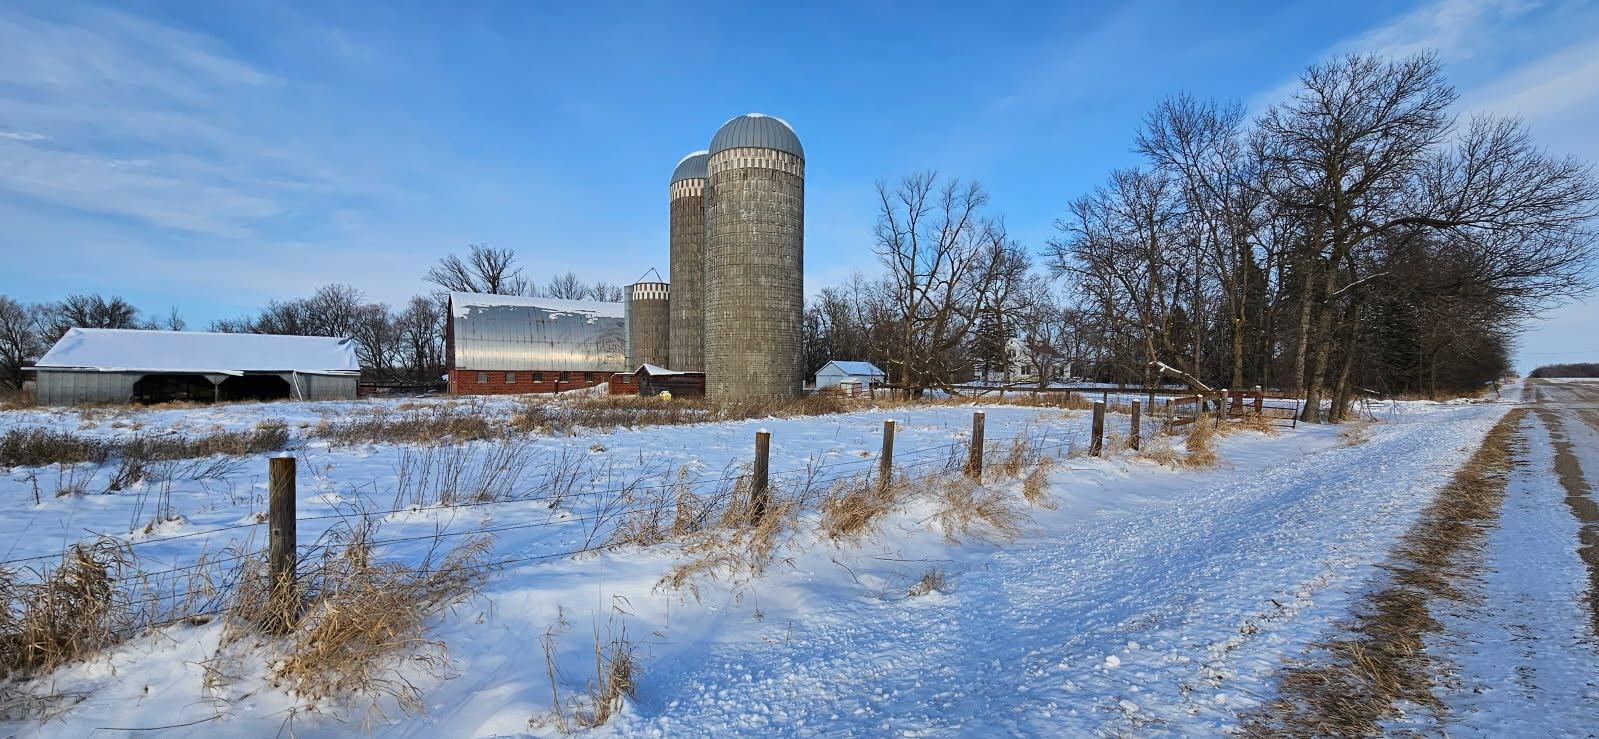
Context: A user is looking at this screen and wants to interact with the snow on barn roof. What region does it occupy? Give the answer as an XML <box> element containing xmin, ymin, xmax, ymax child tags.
<box><xmin>823</xmin><ymin>360</ymin><xmax>885</xmax><ymax>377</ymax></box>
<box><xmin>449</xmin><ymin>291</ymin><xmax>624</xmax><ymax>320</ymax></box>
<box><xmin>34</xmin><ymin>328</ymin><xmax>360</xmax><ymax>375</ymax></box>
<box><xmin>635</xmin><ymin>363</ymin><xmax>691</xmax><ymax>376</ymax></box>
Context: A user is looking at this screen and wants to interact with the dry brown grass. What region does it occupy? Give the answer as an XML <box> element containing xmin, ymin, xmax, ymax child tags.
<box><xmin>0</xmin><ymin>387</ymin><xmax>34</xmax><ymax>410</ymax></box>
<box><xmin>216</xmin><ymin>523</ymin><xmax>494</xmax><ymax>723</ymax></box>
<box><xmin>316</xmin><ymin>405</ymin><xmax>499</xmax><ymax>446</ymax></box>
<box><xmin>933</xmin><ymin>476</ymin><xmax>1027</xmax><ymax>544</ymax></box>
<box><xmin>0</xmin><ymin>541</ymin><xmax>126</xmax><ymax>680</ymax></box>
<box><xmin>658</xmin><ymin>488</ymin><xmax>798</xmax><ymax>593</ymax></box>
<box><xmin>538</xmin><ymin>619</ymin><xmax>640</xmax><ymax>733</ymax></box>
<box><xmin>1021</xmin><ymin>458</ymin><xmax>1057</xmax><ymax>509</ymax></box>
<box><xmin>0</xmin><ymin>421</ymin><xmax>290</xmax><ymax>471</ymax></box>
<box><xmin>1181</xmin><ymin>419</ymin><xmax>1218</xmax><ymax>468</ymax></box>
<box><xmin>906</xmin><ymin>569</ymin><xmax>948</xmax><ymax>598</ymax></box>
<box><xmin>817</xmin><ymin>472</ymin><xmax>900</xmax><ymax>541</ymax></box>
<box><xmin>1246</xmin><ymin>410</ymin><xmax>1522</xmax><ymax>736</ymax></box>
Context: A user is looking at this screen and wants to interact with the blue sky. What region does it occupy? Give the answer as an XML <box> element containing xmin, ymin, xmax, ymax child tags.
<box><xmin>2</xmin><ymin>0</ymin><xmax>1597</xmax><ymax>371</ymax></box>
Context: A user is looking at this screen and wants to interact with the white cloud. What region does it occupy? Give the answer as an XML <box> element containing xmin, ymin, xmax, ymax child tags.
<box><xmin>1334</xmin><ymin>0</ymin><xmax>1539</xmax><ymax>61</ymax></box>
<box><xmin>0</xmin><ymin>5</ymin><xmax>350</xmax><ymax>238</ymax></box>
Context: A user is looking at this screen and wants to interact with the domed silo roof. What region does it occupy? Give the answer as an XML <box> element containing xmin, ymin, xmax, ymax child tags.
<box><xmin>708</xmin><ymin>113</ymin><xmax>803</xmax><ymax>159</ymax></box>
<box><xmin>670</xmin><ymin>151</ymin><xmax>709</xmax><ymax>183</ymax></box>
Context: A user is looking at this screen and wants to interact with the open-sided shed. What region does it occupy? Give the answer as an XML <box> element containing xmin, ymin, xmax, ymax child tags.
<box><xmin>29</xmin><ymin>328</ymin><xmax>360</xmax><ymax>405</ymax></box>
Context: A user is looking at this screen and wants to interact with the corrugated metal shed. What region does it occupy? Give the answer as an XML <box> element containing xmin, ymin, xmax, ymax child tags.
<box><xmin>29</xmin><ymin>328</ymin><xmax>359</xmax><ymax>405</ymax></box>
<box><xmin>708</xmin><ymin>113</ymin><xmax>804</xmax><ymax>158</ymax></box>
<box><xmin>448</xmin><ymin>292</ymin><xmax>626</xmax><ymax>373</ymax></box>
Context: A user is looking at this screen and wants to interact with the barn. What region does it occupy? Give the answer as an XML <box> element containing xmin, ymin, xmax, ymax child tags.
<box><xmin>30</xmin><ymin>328</ymin><xmax>359</xmax><ymax>405</ymax></box>
<box><xmin>446</xmin><ymin>292</ymin><xmax>628</xmax><ymax>395</ymax></box>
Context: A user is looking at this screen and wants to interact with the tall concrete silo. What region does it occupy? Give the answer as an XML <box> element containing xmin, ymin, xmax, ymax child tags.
<box><xmin>624</xmin><ymin>281</ymin><xmax>670</xmax><ymax>370</ymax></box>
<box><xmin>668</xmin><ymin>151</ymin><xmax>708</xmax><ymax>372</ymax></box>
<box><xmin>703</xmin><ymin>113</ymin><xmax>805</xmax><ymax>400</ymax></box>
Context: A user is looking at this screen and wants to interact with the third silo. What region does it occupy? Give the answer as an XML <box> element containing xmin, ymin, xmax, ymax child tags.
<box><xmin>625</xmin><ymin>281</ymin><xmax>670</xmax><ymax>370</ymax></box>
<box><xmin>702</xmin><ymin>113</ymin><xmax>804</xmax><ymax>399</ymax></box>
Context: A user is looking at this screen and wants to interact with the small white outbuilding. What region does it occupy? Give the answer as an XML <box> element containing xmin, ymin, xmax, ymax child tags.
<box><xmin>29</xmin><ymin>328</ymin><xmax>360</xmax><ymax>405</ymax></box>
<box><xmin>814</xmin><ymin>360</ymin><xmax>886</xmax><ymax>390</ymax></box>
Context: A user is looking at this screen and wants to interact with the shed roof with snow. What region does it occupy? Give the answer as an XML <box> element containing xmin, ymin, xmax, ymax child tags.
<box><xmin>36</xmin><ymin>328</ymin><xmax>360</xmax><ymax>375</ymax></box>
<box><xmin>820</xmin><ymin>361</ymin><xmax>885</xmax><ymax>377</ymax></box>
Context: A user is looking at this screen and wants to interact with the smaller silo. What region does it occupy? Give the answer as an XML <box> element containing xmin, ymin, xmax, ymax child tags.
<box><xmin>624</xmin><ymin>281</ymin><xmax>671</xmax><ymax>369</ymax></box>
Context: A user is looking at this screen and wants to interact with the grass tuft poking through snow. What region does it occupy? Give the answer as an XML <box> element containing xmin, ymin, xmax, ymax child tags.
<box><xmin>214</xmin><ymin>521</ymin><xmax>494</xmax><ymax>725</ymax></box>
<box><xmin>0</xmin><ymin>540</ymin><xmax>125</xmax><ymax>681</ymax></box>
<box><xmin>906</xmin><ymin>569</ymin><xmax>948</xmax><ymax>598</ymax></box>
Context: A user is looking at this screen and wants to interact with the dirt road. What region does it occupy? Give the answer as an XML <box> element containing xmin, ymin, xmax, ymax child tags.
<box><xmin>1386</xmin><ymin>380</ymin><xmax>1599</xmax><ymax>734</ymax></box>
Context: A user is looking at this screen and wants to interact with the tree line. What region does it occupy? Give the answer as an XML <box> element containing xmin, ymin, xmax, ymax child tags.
<box><xmin>802</xmin><ymin>53</ymin><xmax>1597</xmax><ymax>421</ymax></box>
<box><xmin>1529</xmin><ymin>363</ymin><xmax>1599</xmax><ymax>379</ymax></box>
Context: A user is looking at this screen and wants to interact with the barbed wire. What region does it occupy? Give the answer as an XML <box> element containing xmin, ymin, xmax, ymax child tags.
<box><xmin>0</xmin><ymin>429</ymin><xmax>1087</xmax><ymax>576</ymax></box>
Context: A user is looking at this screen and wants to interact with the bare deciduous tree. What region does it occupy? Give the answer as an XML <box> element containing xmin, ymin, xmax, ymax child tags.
<box><xmin>425</xmin><ymin>244</ymin><xmax>531</xmax><ymax>295</ymax></box>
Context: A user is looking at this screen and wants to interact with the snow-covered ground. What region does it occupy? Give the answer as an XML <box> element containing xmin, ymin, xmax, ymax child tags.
<box><xmin>0</xmin><ymin>389</ymin><xmax>1557</xmax><ymax>735</ymax></box>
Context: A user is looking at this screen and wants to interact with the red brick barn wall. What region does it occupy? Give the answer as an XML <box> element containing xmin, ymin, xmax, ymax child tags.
<box><xmin>447</xmin><ymin>369</ymin><xmax>610</xmax><ymax>395</ymax></box>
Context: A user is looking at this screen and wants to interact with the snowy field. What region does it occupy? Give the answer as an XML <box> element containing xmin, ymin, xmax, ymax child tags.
<box><xmin>0</xmin><ymin>389</ymin><xmax>1540</xmax><ymax>735</ymax></box>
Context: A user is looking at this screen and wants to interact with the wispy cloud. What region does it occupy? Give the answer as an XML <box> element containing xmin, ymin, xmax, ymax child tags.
<box><xmin>0</xmin><ymin>5</ymin><xmax>353</xmax><ymax>237</ymax></box>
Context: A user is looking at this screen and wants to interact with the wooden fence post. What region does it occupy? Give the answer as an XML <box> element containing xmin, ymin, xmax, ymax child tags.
<box><xmin>268</xmin><ymin>455</ymin><xmax>297</xmax><ymax>628</ymax></box>
<box><xmin>1091</xmin><ymin>401</ymin><xmax>1106</xmax><ymax>456</ymax></box>
<box><xmin>879</xmin><ymin>419</ymin><xmax>895</xmax><ymax>489</ymax></box>
<box><xmin>966</xmin><ymin>411</ymin><xmax>985</xmax><ymax>479</ymax></box>
<box><xmin>1217</xmin><ymin>389</ymin><xmax>1229</xmax><ymax>423</ymax></box>
<box><xmin>1130</xmin><ymin>400</ymin><xmax>1141</xmax><ymax>451</ymax></box>
<box><xmin>750</xmin><ymin>430</ymin><xmax>771</xmax><ymax>525</ymax></box>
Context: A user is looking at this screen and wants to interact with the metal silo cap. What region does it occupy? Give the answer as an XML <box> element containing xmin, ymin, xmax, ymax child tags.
<box><xmin>708</xmin><ymin>113</ymin><xmax>804</xmax><ymax>159</ymax></box>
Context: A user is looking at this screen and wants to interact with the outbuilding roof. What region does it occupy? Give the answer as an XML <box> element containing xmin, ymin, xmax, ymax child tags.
<box><xmin>708</xmin><ymin>113</ymin><xmax>804</xmax><ymax>159</ymax></box>
<box><xmin>34</xmin><ymin>328</ymin><xmax>360</xmax><ymax>375</ymax></box>
<box><xmin>822</xmin><ymin>360</ymin><xmax>885</xmax><ymax>377</ymax></box>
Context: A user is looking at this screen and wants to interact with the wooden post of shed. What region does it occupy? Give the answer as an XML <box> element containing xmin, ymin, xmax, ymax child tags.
<box><xmin>268</xmin><ymin>455</ymin><xmax>297</xmax><ymax>628</ymax></box>
<box><xmin>1091</xmin><ymin>401</ymin><xmax>1106</xmax><ymax>456</ymax></box>
<box><xmin>879</xmin><ymin>420</ymin><xmax>895</xmax><ymax>490</ymax></box>
<box><xmin>1130</xmin><ymin>400</ymin><xmax>1142</xmax><ymax>451</ymax></box>
<box><xmin>750</xmin><ymin>430</ymin><xmax>771</xmax><ymax>525</ymax></box>
<box><xmin>966</xmin><ymin>411</ymin><xmax>985</xmax><ymax>479</ymax></box>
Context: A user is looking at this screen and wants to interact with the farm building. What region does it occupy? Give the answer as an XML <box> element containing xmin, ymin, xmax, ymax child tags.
<box><xmin>814</xmin><ymin>360</ymin><xmax>886</xmax><ymax>390</ymax></box>
<box><xmin>634</xmin><ymin>364</ymin><xmax>706</xmax><ymax>398</ymax></box>
<box><xmin>446</xmin><ymin>292</ymin><xmax>627</xmax><ymax>395</ymax></box>
<box><xmin>29</xmin><ymin>328</ymin><xmax>359</xmax><ymax>405</ymax></box>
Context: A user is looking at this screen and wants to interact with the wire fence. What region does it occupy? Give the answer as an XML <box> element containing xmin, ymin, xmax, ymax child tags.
<box><xmin>5</xmin><ymin>414</ymin><xmax>1121</xmax><ymax>643</ymax></box>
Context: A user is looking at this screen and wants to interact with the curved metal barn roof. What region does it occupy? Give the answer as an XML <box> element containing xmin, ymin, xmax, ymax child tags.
<box><xmin>708</xmin><ymin>113</ymin><xmax>803</xmax><ymax>158</ymax></box>
<box><xmin>670</xmin><ymin>151</ymin><xmax>708</xmax><ymax>183</ymax></box>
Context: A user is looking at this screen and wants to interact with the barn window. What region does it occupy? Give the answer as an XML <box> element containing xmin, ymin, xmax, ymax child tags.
<box><xmin>558</xmin><ymin>371</ymin><xmax>570</xmax><ymax>382</ymax></box>
<box><xmin>505</xmin><ymin>372</ymin><xmax>516</xmax><ymax>383</ymax></box>
<box><xmin>476</xmin><ymin>372</ymin><xmax>487</xmax><ymax>384</ymax></box>
<box><xmin>583</xmin><ymin>372</ymin><xmax>595</xmax><ymax>382</ymax></box>
<box><xmin>532</xmin><ymin>372</ymin><xmax>544</xmax><ymax>382</ymax></box>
